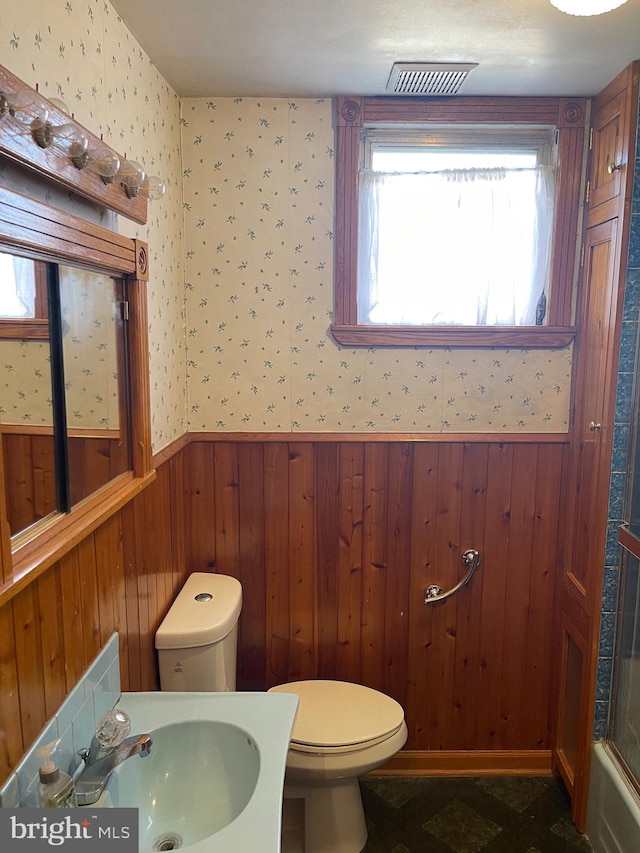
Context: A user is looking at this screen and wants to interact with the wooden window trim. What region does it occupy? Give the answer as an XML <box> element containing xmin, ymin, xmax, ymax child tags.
<box><xmin>332</xmin><ymin>96</ymin><xmax>587</xmax><ymax>349</ymax></box>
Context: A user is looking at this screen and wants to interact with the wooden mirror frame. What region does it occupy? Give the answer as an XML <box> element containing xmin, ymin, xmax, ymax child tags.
<box><xmin>0</xmin><ymin>186</ymin><xmax>154</xmax><ymax>605</ymax></box>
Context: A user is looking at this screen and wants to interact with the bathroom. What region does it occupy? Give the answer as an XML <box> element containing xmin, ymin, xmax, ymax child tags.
<box><xmin>1</xmin><ymin>1</ymin><xmax>640</xmax><ymax>851</ymax></box>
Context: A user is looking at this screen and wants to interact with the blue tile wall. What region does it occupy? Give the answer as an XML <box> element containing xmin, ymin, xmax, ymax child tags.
<box><xmin>596</xmin><ymin>89</ymin><xmax>640</xmax><ymax>740</ymax></box>
<box><xmin>0</xmin><ymin>633</ymin><xmax>120</xmax><ymax>807</ymax></box>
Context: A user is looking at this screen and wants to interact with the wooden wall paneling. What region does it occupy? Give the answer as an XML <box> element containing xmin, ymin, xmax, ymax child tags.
<box><xmin>141</xmin><ymin>462</ymin><xmax>178</xmax><ymax>689</ymax></box>
<box><xmin>168</xmin><ymin>452</ymin><xmax>187</xmax><ymax>596</ymax></box>
<box><xmin>499</xmin><ymin>445</ymin><xmax>538</xmax><ymax>749</ymax></box>
<box><xmin>2</xmin><ymin>433</ymin><xmax>57</xmax><ymax>535</ymax></box>
<box><xmin>213</xmin><ymin>443</ymin><xmax>241</xmax><ymax>578</ymax></box>
<box><xmin>36</xmin><ymin>566</ymin><xmax>66</xmax><ymax>721</ymax></box>
<box><xmin>382</xmin><ymin>443</ymin><xmax>413</xmax><ymax>712</ymax></box>
<box><xmin>335</xmin><ymin>443</ymin><xmax>365</xmax><ymax>684</ymax></box>
<box><xmin>68</xmin><ymin>438</ymin><xmax>112</xmax><ymax>507</ymax></box>
<box><xmin>4</xmin><ymin>435</ymin><xmax>35</xmax><ymax>534</ymax></box>
<box><xmin>406</xmin><ymin>443</ymin><xmax>439</xmax><ymax>749</ymax></box>
<box><xmin>361</xmin><ymin>443</ymin><xmax>390</xmax><ymax>693</ymax></box>
<box><xmin>12</xmin><ymin>584</ymin><xmax>46</xmax><ymax>747</ymax></box>
<box><xmin>237</xmin><ymin>443</ymin><xmax>266</xmax><ymax>689</ymax></box>
<box><xmin>185</xmin><ymin>442</ymin><xmax>216</xmax><ymax>572</ymax></box>
<box><xmin>0</xmin><ymin>604</ymin><xmax>22</xmax><ymax>779</ymax></box>
<box><xmin>32</xmin><ymin>435</ymin><xmax>57</xmax><ymax>525</ymax></box>
<box><xmin>476</xmin><ymin>443</ymin><xmax>513</xmax><ymax>749</ymax></box>
<box><xmin>57</xmin><ymin>548</ymin><xmax>86</xmax><ymax>691</ymax></box>
<box><xmin>94</xmin><ymin>515</ymin><xmax>128</xmax><ymax>687</ymax></box>
<box><xmin>121</xmin><ymin>497</ymin><xmax>144</xmax><ymax>691</ymax></box>
<box><xmin>288</xmin><ymin>443</ymin><xmax>318</xmax><ymax>681</ymax></box>
<box><xmin>314</xmin><ymin>443</ymin><xmax>339</xmax><ymax>679</ymax></box>
<box><xmin>0</xmin><ymin>437</ymin><xmax>12</xmax><ymax>584</ymax></box>
<box><xmin>76</xmin><ymin>536</ymin><xmax>101</xmax><ymax>665</ymax></box>
<box><xmin>525</xmin><ymin>442</ymin><xmax>566</xmax><ymax>748</ymax></box>
<box><xmin>430</xmin><ymin>443</ymin><xmax>464</xmax><ymax>749</ymax></box>
<box><xmin>454</xmin><ymin>443</ymin><xmax>490</xmax><ymax>750</ymax></box>
<box><xmin>264</xmin><ymin>443</ymin><xmax>291</xmax><ymax>686</ymax></box>
<box><xmin>0</xmin><ymin>437</ymin><xmax>575</xmax><ymax>783</ymax></box>
<box><xmin>153</xmin><ymin>462</ymin><xmax>171</xmax><ymax>630</ymax></box>
<box><xmin>140</xmin><ymin>475</ymin><xmax>163</xmax><ymax>687</ymax></box>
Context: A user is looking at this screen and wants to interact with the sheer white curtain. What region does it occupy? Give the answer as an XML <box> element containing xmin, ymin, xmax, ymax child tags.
<box><xmin>357</xmin><ymin>165</ymin><xmax>555</xmax><ymax>326</ymax></box>
<box><xmin>0</xmin><ymin>254</ymin><xmax>36</xmax><ymax>317</ymax></box>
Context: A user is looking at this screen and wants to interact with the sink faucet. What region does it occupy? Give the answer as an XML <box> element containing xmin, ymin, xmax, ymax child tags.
<box><xmin>76</xmin><ymin>732</ymin><xmax>153</xmax><ymax>805</ymax></box>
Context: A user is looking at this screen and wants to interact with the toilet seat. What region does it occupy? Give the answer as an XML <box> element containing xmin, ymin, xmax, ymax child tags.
<box><xmin>268</xmin><ymin>680</ymin><xmax>405</xmax><ymax>754</ymax></box>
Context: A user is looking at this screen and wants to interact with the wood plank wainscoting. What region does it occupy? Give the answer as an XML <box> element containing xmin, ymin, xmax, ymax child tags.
<box><xmin>0</xmin><ymin>432</ymin><xmax>569</xmax><ymax>784</ymax></box>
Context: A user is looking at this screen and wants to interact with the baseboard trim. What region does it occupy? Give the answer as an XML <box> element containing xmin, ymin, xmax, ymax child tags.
<box><xmin>371</xmin><ymin>749</ymin><xmax>553</xmax><ymax>777</ymax></box>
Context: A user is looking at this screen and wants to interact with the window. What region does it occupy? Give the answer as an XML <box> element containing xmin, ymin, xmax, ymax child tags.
<box><xmin>0</xmin><ymin>252</ymin><xmax>49</xmax><ymax>339</ymax></box>
<box><xmin>332</xmin><ymin>96</ymin><xmax>587</xmax><ymax>348</ymax></box>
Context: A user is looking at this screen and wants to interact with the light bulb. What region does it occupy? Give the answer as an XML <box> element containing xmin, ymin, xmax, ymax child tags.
<box><xmin>47</xmin><ymin>97</ymin><xmax>70</xmax><ymax>115</ymax></box>
<box><xmin>86</xmin><ymin>143</ymin><xmax>121</xmax><ymax>183</ymax></box>
<box><xmin>119</xmin><ymin>159</ymin><xmax>146</xmax><ymax>198</ymax></box>
<box><xmin>139</xmin><ymin>175</ymin><xmax>166</xmax><ymax>201</ymax></box>
<box><xmin>50</xmin><ymin>122</ymin><xmax>90</xmax><ymax>166</ymax></box>
<box><xmin>550</xmin><ymin>0</ymin><xmax>628</xmax><ymax>14</ymax></box>
<box><xmin>6</xmin><ymin>89</ymin><xmax>50</xmax><ymax>126</ymax></box>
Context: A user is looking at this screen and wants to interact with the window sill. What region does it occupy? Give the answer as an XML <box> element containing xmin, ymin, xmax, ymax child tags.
<box><xmin>330</xmin><ymin>324</ymin><xmax>576</xmax><ymax>349</ymax></box>
<box><xmin>0</xmin><ymin>318</ymin><xmax>49</xmax><ymax>340</ymax></box>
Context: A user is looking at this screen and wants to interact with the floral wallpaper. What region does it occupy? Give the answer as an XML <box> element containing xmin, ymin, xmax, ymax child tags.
<box><xmin>0</xmin><ymin>0</ymin><xmax>185</xmax><ymax>451</ymax></box>
<box><xmin>0</xmin><ymin>340</ymin><xmax>52</xmax><ymax>425</ymax></box>
<box><xmin>182</xmin><ymin>97</ymin><xmax>573</xmax><ymax>433</ymax></box>
<box><xmin>0</xmin><ymin>2</ymin><xmax>574</xmax><ymax>440</ymax></box>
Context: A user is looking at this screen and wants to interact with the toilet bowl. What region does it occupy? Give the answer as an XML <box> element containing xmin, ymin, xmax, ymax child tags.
<box><xmin>268</xmin><ymin>679</ymin><xmax>408</xmax><ymax>853</ymax></box>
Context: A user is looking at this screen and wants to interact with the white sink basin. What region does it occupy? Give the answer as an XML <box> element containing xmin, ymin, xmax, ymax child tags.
<box><xmin>88</xmin><ymin>691</ymin><xmax>298</xmax><ymax>853</ymax></box>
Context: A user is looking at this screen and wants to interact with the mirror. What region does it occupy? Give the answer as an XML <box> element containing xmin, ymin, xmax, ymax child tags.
<box><xmin>0</xmin><ymin>63</ymin><xmax>153</xmax><ymax>600</ymax></box>
<box><xmin>0</xmin><ymin>253</ymin><xmax>56</xmax><ymax>536</ymax></box>
<box><xmin>0</xmin><ymin>251</ymin><xmax>131</xmax><ymax>540</ymax></box>
<box><xmin>58</xmin><ymin>264</ymin><xmax>131</xmax><ymax>509</ymax></box>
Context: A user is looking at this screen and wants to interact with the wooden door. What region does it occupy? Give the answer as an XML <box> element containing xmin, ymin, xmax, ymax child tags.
<box><xmin>554</xmin><ymin>218</ymin><xmax>621</xmax><ymax>824</ymax></box>
<box><xmin>553</xmin><ymin>61</ymin><xmax>638</xmax><ymax>830</ymax></box>
<box><xmin>587</xmin><ymin>86</ymin><xmax>628</xmax><ymax>220</ymax></box>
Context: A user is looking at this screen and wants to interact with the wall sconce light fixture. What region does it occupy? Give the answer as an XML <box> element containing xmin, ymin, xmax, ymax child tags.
<box><xmin>550</xmin><ymin>0</ymin><xmax>628</xmax><ymax>14</ymax></box>
<box><xmin>0</xmin><ymin>64</ymin><xmax>164</xmax><ymax>221</ymax></box>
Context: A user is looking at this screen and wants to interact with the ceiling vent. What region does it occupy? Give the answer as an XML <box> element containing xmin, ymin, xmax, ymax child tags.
<box><xmin>386</xmin><ymin>62</ymin><xmax>478</xmax><ymax>96</ymax></box>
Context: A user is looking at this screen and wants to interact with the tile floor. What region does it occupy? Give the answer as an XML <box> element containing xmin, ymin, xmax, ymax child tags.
<box><xmin>282</xmin><ymin>775</ymin><xmax>594</xmax><ymax>853</ymax></box>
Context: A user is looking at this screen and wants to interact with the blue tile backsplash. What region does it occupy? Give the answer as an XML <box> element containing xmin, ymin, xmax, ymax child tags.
<box><xmin>0</xmin><ymin>633</ymin><xmax>121</xmax><ymax>808</ymax></box>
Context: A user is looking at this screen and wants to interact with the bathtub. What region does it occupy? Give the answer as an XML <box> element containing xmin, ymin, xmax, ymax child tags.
<box><xmin>586</xmin><ymin>742</ymin><xmax>640</xmax><ymax>853</ymax></box>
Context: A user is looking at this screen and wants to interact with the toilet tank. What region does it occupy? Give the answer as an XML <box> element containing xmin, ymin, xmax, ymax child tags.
<box><xmin>155</xmin><ymin>572</ymin><xmax>242</xmax><ymax>692</ymax></box>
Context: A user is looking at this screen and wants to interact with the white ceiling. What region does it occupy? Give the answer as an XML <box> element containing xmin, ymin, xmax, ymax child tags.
<box><xmin>109</xmin><ymin>0</ymin><xmax>640</xmax><ymax>99</ymax></box>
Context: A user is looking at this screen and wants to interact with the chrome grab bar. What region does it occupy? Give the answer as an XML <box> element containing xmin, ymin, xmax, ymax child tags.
<box><xmin>424</xmin><ymin>548</ymin><xmax>482</xmax><ymax>604</ymax></box>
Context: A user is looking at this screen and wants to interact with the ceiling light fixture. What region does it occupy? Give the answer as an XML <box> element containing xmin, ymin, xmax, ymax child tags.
<box><xmin>550</xmin><ymin>0</ymin><xmax>628</xmax><ymax>15</ymax></box>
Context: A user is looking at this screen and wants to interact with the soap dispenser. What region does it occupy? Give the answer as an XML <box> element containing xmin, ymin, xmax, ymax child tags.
<box><xmin>37</xmin><ymin>739</ymin><xmax>77</xmax><ymax>808</ymax></box>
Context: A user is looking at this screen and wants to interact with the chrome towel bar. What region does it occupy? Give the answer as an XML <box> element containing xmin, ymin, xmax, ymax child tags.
<box><xmin>424</xmin><ymin>548</ymin><xmax>482</xmax><ymax>604</ymax></box>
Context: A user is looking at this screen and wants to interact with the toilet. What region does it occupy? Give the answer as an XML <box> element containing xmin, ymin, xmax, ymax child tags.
<box><xmin>269</xmin><ymin>679</ymin><xmax>408</xmax><ymax>853</ymax></box>
<box><xmin>155</xmin><ymin>573</ymin><xmax>407</xmax><ymax>853</ymax></box>
<box><xmin>155</xmin><ymin>572</ymin><xmax>242</xmax><ymax>691</ymax></box>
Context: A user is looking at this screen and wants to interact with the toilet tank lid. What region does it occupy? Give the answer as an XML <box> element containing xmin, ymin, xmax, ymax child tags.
<box><xmin>155</xmin><ymin>573</ymin><xmax>242</xmax><ymax>649</ymax></box>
